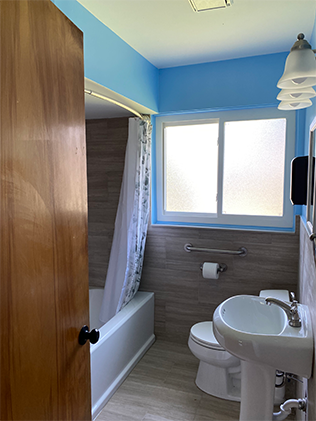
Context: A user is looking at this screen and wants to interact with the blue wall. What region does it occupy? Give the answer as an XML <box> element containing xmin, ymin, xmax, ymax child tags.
<box><xmin>52</xmin><ymin>0</ymin><xmax>305</xmax><ymax>119</ymax></box>
<box><xmin>156</xmin><ymin>51</ymin><xmax>307</xmax><ymax>226</ymax></box>
<box><xmin>52</xmin><ymin>0</ymin><xmax>314</xmax><ymax>227</ymax></box>
<box><xmin>52</xmin><ymin>0</ymin><xmax>159</xmax><ymax>112</ymax></box>
<box><xmin>53</xmin><ymin>0</ymin><xmax>310</xmax><ymax>171</ymax></box>
<box><xmin>158</xmin><ymin>52</ymin><xmax>289</xmax><ymax>113</ymax></box>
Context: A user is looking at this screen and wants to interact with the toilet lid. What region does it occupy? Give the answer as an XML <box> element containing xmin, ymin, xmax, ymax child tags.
<box><xmin>190</xmin><ymin>321</ymin><xmax>224</xmax><ymax>350</ymax></box>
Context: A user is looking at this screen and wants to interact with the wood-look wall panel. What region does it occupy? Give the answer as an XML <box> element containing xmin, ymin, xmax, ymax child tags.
<box><xmin>86</xmin><ymin>118</ymin><xmax>129</xmax><ymax>288</ymax></box>
<box><xmin>140</xmin><ymin>218</ymin><xmax>300</xmax><ymax>344</ymax></box>
<box><xmin>1</xmin><ymin>1</ymin><xmax>90</xmax><ymax>419</ymax></box>
<box><xmin>298</xmin><ymin>218</ymin><xmax>316</xmax><ymax>421</ymax></box>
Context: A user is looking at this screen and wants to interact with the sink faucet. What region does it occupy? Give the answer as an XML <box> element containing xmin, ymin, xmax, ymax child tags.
<box><xmin>265</xmin><ymin>297</ymin><xmax>301</xmax><ymax>328</ymax></box>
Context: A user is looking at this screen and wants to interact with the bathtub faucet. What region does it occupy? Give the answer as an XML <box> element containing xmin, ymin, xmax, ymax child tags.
<box><xmin>265</xmin><ymin>297</ymin><xmax>301</xmax><ymax>328</ymax></box>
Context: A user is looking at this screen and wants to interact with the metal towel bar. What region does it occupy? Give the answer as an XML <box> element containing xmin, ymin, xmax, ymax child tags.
<box><xmin>184</xmin><ymin>243</ymin><xmax>247</xmax><ymax>257</ymax></box>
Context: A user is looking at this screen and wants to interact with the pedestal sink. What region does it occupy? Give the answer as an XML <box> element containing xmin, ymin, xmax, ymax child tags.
<box><xmin>213</xmin><ymin>295</ymin><xmax>313</xmax><ymax>421</ymax></box>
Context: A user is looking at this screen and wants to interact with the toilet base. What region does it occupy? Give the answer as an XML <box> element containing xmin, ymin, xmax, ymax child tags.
<box><xmin>195</xmin><ymin>360</ymin><xmax>241</xmax><ymax>402</ymax></box>
<box><xmin>195</xmin><ymin>361</ymin><xmax>285</xmax><ymax>404</ymax></box>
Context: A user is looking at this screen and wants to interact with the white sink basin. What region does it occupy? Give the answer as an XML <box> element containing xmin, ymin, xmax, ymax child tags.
<box><xmin>213</xmin><ymin>295</ymin><xmax>313</xmax><ymax>378</ymax></box>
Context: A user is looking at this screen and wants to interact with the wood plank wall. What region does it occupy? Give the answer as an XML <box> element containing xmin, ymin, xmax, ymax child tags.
<box><xmin>298</xmin><ymin>218</ymin><xmax>316</xmax><ymax>421</ymax></box>
<box><xmin>140</xmin><ymin>219</ymin><xmax>300</xmax><ymax>344</ymax></box>
<box><xmin>86</xmin><ymin>117</ymin><xmax>129</xmax><ymax>288</ymax></box>
<box><xmin>86</xmin><ymin>117</ymin><xmax>299</xmax><ymax>345</ymax></box>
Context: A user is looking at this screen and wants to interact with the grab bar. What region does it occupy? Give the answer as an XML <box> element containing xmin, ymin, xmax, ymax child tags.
<box><xmin>184</xmin><ymin>243</ymin><xmax>247</xmax><ymax>257</ymax></box>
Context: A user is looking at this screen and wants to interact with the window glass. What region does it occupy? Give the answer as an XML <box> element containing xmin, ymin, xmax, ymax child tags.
<box><xmin>154</xmin><ymin>109</ymin><xmax>295</xmax><ymax>230</ymax></box>
<box><xmin>164</xmin><ymin>123</ymin><xmax>219</xmax><ymax>213</ymax></box>
<box><xmin>222</xmin><ymin>119</ymin><xmax>286</xmax><ymax>216</ymax></box>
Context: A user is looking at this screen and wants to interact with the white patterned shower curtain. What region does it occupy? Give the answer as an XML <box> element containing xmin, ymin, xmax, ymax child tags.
<box><xmin>99</xmin><ymin>117</ymin><xmax>152</xmax><ymax>324</ymax></box>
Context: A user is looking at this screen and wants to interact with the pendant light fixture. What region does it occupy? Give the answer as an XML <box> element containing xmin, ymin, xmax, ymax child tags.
<box><xmin>277</xmin><ymin>34</ymin><xmax>316</xmax><ymax>110</ymax></box>
<box><xmin>277</xmin><ymin>87</ymin><xmax>316</xmax><ymax>101</ymax></box>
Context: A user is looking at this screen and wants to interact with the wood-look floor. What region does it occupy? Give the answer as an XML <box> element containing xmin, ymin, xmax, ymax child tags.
<box><xmin>96</xmin><ymin>340</ymin><xmax>240</xmax><ymax>421</ymax></box>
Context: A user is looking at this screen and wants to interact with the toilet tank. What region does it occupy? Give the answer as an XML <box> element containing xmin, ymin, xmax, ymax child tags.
<box><xmin>259</xmin><ymin>289</ymin><xmax>290</xmax><ymax>301</ymax></box>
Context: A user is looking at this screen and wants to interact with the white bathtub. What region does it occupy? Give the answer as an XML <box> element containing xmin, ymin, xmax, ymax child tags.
<box><xmin>89</xmin><ymin>289</ymin><xmax>155</xmax><ymax>420</ymax></box>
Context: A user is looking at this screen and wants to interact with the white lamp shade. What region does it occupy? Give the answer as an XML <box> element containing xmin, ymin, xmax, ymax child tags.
<box><xmin>278</xmin><ymin>98</ymin><xmax>312</xmax><ymax>110</ymax></box>
<box><xmin>277</xmin><ymin>86</ymin><xmax>316</xmax><ymax>101</ymax></box>
<box><xmin>277</xmin><ymin>49</ymin><xmax>316</xmax><ymax>89</ymax></box>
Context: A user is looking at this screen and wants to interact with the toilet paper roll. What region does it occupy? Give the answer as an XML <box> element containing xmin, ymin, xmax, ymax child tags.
<box><xmin>202</xmin><ymin>262</ymin><xmax>219</xmax><ymax>279</ymax></box>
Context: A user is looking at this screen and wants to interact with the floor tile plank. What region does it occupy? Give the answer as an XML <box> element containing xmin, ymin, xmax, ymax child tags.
<box><xmin>96</xmin><ymin>340</ymin><xmax>240</xmax><ymax>421</ymax></box>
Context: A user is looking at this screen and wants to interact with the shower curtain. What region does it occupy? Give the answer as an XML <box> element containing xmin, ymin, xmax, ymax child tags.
<box><xmin>99</xmin><ymin>117</ymin><xmax>152</xmax><ymax>324</ymax></box>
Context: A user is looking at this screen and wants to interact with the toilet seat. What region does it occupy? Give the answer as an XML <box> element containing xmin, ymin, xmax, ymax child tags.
<box><xmin>190</xmin><ymin>321</ymin><xmax>225</xmax><ymax>351</ymax></box>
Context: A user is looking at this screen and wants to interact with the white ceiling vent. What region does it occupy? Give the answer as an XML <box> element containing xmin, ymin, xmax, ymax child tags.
<box><xmin>188</xmin><ymin>0</ymin><xmax>233</xmax><ymax>12</ymax></box>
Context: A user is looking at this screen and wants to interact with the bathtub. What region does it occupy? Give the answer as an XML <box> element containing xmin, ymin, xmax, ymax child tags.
<box><xmin>89</xmin><ymin>289</ymin><xmax>155</xmax><ymax>420</ymax></box>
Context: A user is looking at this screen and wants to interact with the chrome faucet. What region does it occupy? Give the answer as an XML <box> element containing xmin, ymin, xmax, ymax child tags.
<box><xmin>265</xmin><ymin>297</ymin><xmax>301</xmax><ymax>328</ymax></box>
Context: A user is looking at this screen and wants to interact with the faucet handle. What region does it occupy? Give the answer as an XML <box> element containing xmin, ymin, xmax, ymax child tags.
<box><xmin>289</xmin><ymin>301</ymin><xmax>301</xmax><ymax>327</ymax></box>
<box><xmin>291</xmin><ymin>300</ymin><xmax>298</xmax><ymax>312</ymax></box>
<box><xmin>290</xmin><ymin>291</ymin><xmax>296</xmax><ymax>302</ymax></box>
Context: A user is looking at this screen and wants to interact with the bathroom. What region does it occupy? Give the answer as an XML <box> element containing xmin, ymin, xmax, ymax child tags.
<box><xmin>86</xmin><ymin>112</ymin><xmax>302</xmax><ymax>421</ymax></box>
<box><xmin>80</xmin><ymin>1</ymin><xmax>316</xmax><ymax>419</ymax></box>
<box><xmin>71</xmin><ymin>0</ymin><xmax>316</xmax><ymax>420</ymax></box>
<box><xmin>1</xmin><ymin>0</ymin><xmax>316</xmax><ymax>420</ymax></box>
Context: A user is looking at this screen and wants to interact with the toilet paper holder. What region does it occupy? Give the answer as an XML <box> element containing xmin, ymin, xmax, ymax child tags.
<box><xmin>200</xmin><ymin>263</ymin><xmax>228</xmax><ymax>273</ymax></box>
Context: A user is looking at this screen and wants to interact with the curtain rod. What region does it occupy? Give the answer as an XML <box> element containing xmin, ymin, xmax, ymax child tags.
<box><xmin>84</xmin><ymin>89</ymin><xmax>149</xmax><ymax>120</ymax></box>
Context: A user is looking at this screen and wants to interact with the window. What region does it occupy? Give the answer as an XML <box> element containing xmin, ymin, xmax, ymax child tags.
<box><xmin>154</xmin><ymin>108</ymin><xmax>295</xmax><ymax>230</ymax></box>
<box><xmin>222</xmin><ymin>119</ymin><xmax>286</xmax><ymax>217</ymax></box>
<box><xmin>164</xmin><ymin>122</ymin><xmax>218</xmax><ymax>213</ymax></box>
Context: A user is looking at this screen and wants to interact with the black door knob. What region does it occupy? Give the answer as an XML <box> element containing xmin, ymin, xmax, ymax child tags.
<box><xmin>78</xmin><ymin>325</ymin><xmax>100</xmax><ymax>345</ymax></box>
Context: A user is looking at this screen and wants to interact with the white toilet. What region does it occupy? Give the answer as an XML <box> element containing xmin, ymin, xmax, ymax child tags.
<box><xmin>188</xmin><ymin>289</ymin><xmax>290</xmax><ymax>402</ymax></box>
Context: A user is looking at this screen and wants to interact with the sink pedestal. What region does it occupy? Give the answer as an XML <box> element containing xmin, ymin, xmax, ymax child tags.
<box><xmin>213</xmin><ymin>295</ymin><xmax>313</xmax><ymax>420</ymax></box>
<box><xmin>240</xmin><ymin>361</ymin><xmax>276</xmax><ymax>421</ymax></box>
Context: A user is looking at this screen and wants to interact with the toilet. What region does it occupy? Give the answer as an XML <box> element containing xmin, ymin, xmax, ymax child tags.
<box><xmin>188</xmin><ymin>289</ymin><xmax>290</xmax><ymax>402</ymax></box>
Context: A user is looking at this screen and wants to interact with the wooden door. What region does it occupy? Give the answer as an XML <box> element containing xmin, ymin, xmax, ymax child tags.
<box><xmin>0</xmin><ymin>1</ymin><xmax>91</xmax><ymax>419</ymax></box>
